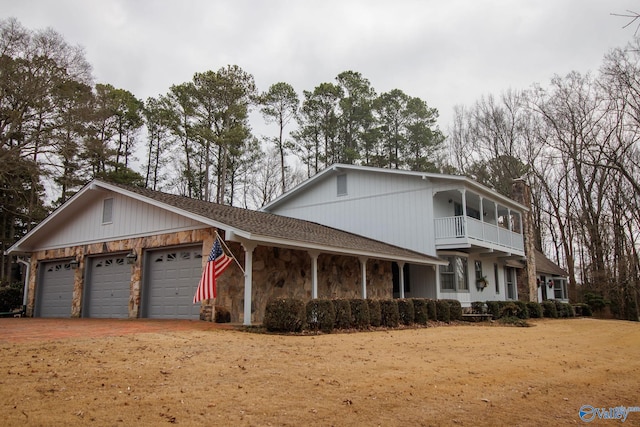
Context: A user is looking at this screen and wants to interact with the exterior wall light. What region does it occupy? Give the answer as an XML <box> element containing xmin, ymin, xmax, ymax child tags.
<box><xmin>126</xmin><ymin>249</ymin><xmax>138</xmax><ymax>264</ymax></box>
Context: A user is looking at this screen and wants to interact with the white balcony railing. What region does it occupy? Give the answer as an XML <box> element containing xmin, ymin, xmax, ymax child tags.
<box><xmin>434</xmin><ymin>216</ymin><xmax>524</xmax><ymax>253</ymax></box>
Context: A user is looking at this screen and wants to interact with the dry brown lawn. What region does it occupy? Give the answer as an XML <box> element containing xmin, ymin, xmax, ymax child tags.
<box><xmin>1</xmin><ymin>318</ymin><xmax>639</xmax><ymax>426</ymax></box>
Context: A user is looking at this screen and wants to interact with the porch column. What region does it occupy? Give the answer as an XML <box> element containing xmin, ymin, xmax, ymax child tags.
<box><xmin>242</xmin><ymin>241</ymin><xmax>257</xmax><ymax>326</ymax></box>
<box><xmin>309</xmin><ymin>251</ymin><xmax>320</xmax><ymax>299</ymax></box>
<box><xmin>507</xmin><ymin>208</ymin><xmax>513</xmax><ymax>247</ymax></box>
<box><xmin>479</xmin><ymin>196</ymin><xmax>484</xmax><ymax>240</ymax></box>
<box><xmin>461</xmin><ymin>189</ymin><xmax>468</xmax><ymax>217</ymax></box>
<box><xmin>359</xmin><ymin>257</ymin><xmax>368</xmax><ymax>299</ymax></box>
<box><xmin>398</xmin><ymin>261</ymin><xmax>406</xmax><ymax>299</ymax></box>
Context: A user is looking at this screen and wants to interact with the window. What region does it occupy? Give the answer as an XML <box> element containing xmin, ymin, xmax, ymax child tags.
<box><xmin>554</xmin><ymin>279</ymin><xmax>567</xmax><ymax>300</ymax></box>
<box><xmin>505</xmin><ymin>267</ymin><xmax>516</xmax><ymax>300</ymax></box>
<box><xmin>102</xmin><ymin>198</ymin><xmax>114</xmax><ymax>224</ymax></box>
<box><xmin>337</xmin><ymin>174</ymin><xmax>347</xmax><ymax>196</ymax></box>
<box><xmin>474</xmin><ymin>260</ymin><xmax>483</xmax><ymax>283</ymax></box>
<box><xmin>494</xmin><ymin>263</ymin><xmax>500</xmax><ymax>293</ymax></box>
<box><xmin>440</xmin><ymin>256</ymin><xmax>468</xmax><ymax>292</ymax></box>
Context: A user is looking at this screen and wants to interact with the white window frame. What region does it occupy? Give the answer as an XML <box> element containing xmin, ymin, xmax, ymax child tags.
<box><xmin>439</xmin><ymin>255</ymin><xmax>469</xmax><ymax>292</ymax></box>
<box><xmin>102</xmin><ymin>198</ymin><xmax>114</xmax><ymax>224</ymax></box>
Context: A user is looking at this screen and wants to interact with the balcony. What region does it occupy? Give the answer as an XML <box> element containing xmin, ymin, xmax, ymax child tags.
<box><xmin>434</xmin><ymin>216</ymin><xmax>524</xmax><ymax>255</ymax></box>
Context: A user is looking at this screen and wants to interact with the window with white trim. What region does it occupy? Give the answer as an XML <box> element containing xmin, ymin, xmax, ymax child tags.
<box><xmin>102</xmin><ymin>198</ymin><xmax>114</xmax><ymax>224</ymax></box>
<box><xmin>337</xmin><ymin>174</ymin><xmax>347</xmax><ymax>196</ymax></box>
<box><xmin>440</xmin><ymin>255</ymin><xmax>468</xmax><ymax>292</ymax></box>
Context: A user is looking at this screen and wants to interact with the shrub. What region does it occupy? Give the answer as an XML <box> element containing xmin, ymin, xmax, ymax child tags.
<box><xmin>444</xmin><ymin>299</ymin><xmax>462</xmax><ymax>321</ymax></box>
<box><xmin>555</xmin><ymin>301</ymin><xmax>575</xmax><ymax>318</ymax></box>
<box><xmin>541</xmin><ymin>301</ymin><xmax>558</xmax><ymax>318</ymax></box>
<box><xmin>582</xmin><ymin>292</ymin><xmax>608</xmax><ymax>312</ymax></box>
<box><xmin>573</xmin><ymin>303</ymin><xmax>592</xmax><ymax>317</ymax></box>
<box><xmin>263</xmin><ymin>298</ymin><xmax>306</xmax><ymax>332</ymax></box>
<box><xmin>306</xmin><ymin>300</ymin><xmax>336</xmax><ymax>333</ymax></box>
<box><xmin>499</xmin><ymin>302</ymin><xmax>521</xmax><ymax>318</ymax></box>
<box><xmin>412</xmin><ymin>299</ymin><xmax>429</xmax><ymax>325</ymax></box>
<box><xmin>333</xmin><ymin>299</ymin><xmax>353</xmax><ymax>329</ymax></box>
<box><xmin>426</xmin><ymin>299</ymin><xmax>437</xmax><ymax>321</ymax></box>
<box><xmin>486</xmin><ymin>301</ymin><xmax>501</xmax><ymax>319</ymax></box>
<box><xmin>379</xmin><ymin>299</ymin><xmax>399</xmax><ymax>328</ymax></box>
<box><xmin>0</xmin><ymin>282</ymin><xmax>23</xmax><ymax>312</ymax></box>
<box><xmin>435</xmin><ymin>300</ymin><xmax>450</xmax><ymax>323</ymax></box>
<box><xmin>214</xmin><ymin>306</ymin><xmax>231</xmax><ymax>323</ymax></box>
<box><xmin>349</xmin><ymin>299</ymin><xmax>370</xmax><ymax>329</ymax></box>
<box><xmin>367</xmin><ymin>299</ymin><xmax>382</xmax><ymax>327</ymax></box>
<box><xmin>397</xmin><ymin>299</ymin><xmax>415</xmax><ymax>325</ymax></box>
<box><xmin>526</xmin><ymin>301</ymin><xmax>543</xmax><ymax>318</ymax></box>
<box><xmin>498</xmin><ymin>316</ymin><xmax>532</xmax><ymax>327</ymax></box>
<box><xmin>513</xmin><ymin>301</ymin><xmax>530</xmax><ymax>319</ymax></box>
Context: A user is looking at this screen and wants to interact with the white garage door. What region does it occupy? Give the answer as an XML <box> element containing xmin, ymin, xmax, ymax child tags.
<box><xmin>37</xmin><ymin>260</ymin><xmax>75</xmax><ymax>317</ymax></box>
<box><xmin>144</xmin><ymin>246</ymin><xmax>203</xmax><ymax>319</ymax></box>
<box><xmin>84</xmin><ymin>255</ymin><xmax>131</xmax><ymax>318</ymax></box>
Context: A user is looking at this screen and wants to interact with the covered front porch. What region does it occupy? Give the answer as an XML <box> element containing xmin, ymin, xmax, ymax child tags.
<box><xmin>433</xmin><ymin>188</ymin><xmax>525</xmax><ymax>257</ymax></box>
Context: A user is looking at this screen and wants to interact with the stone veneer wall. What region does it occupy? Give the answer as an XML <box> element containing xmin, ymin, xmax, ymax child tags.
<box><xmin>26</xmin><ymin>228</ymin><xmax>216</xmax><ymax>318</ymax></box>
<box><xmin>27</xmin><ymin>227</ymin><xmax>393</xmax><ymax>324</ymax></box>
<box><xmin>216</xmin><ymin>244</ymin><xmax>393</xmax><ymax>324</ymax></box>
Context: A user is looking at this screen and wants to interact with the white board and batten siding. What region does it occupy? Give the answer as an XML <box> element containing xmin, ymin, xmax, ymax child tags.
<box><xmin>268</xmin><ymin>169</ymin><xmax>438</xmax><ymax>256</ymax></box>
<box><xmin>36</xmin><ymin>191</ymin><xmax>205</xmax><ymax>250</ymax></box>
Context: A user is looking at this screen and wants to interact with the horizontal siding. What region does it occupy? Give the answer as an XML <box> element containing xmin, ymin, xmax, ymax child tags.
<box><xmin>38</xmin><ymin>191</ymin><xmax>203</xmax><ymax>249</ymax></box>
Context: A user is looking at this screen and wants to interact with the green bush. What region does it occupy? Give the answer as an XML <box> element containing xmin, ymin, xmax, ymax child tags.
<box><xmin>513</xmin><ymin>300</ymin><xmax>530</xmax><ymax>319</ymax></box>
<box><xmin>349</xmin><ymin>299</ymin><xmax>370</xmax><ymax>329</ymax></box>
<box><xmin>0</xmin><ymin>282</ymin><xmax>23</xmax><ymax>312</ymax></box>
<box><xmin>526</xmin><ymin>301</ymin><xmax>543</xmax><ymax>318</ymax></box>
<box><xmin>573</xmin><ymin>303</ymin><xmax>593</xmax><ymax>317</ymax></box>
<box><xmin>435</xmin><ymin>300</ymin><xmax>451</xmax><ymax>323</ymax></box>
<box><xmin>582</xmin><ymin>292</ymin><xmax>608</xmax><ymax>312</ymax></box>
<box><xmin>397</xmin><ymin>299</ymin><xmax>415</xmax><ymax>325</ymax></box>
<box><xmin>500</xmin><ymin>302</ymin><xmax>521</xmax><ymax>318</ymax></box>
<box><xmin>367</xmin><ymin>299</ymin><xmax>382</xmax><ymax>327</ymax></box>
<box><xmin>444</xmin><ymin>299</ymin><xmax>462</xmax><ymax>321</ymax></box>
<box><xmin>214</xmin><ymin>306</ymin><xmax>231</xmax><ymax>323</ymax></box>
<box><xmin>379</xmin><ymin>299</ymin><xmax>400</xmax><ymax>328</ymax></box>
<box><xmin>263</xmin><ymin>298</ymin><xmax>306</xmax><ymax>332</ymax></box>
<box><xmin>541</xmin><ymin>301</ymin><xmax>558</xmax><ymax>318</ymax></box>
<box><xmin>412</xmin><ymin>299</ymin><xmax>429</xmax><ymax>325</ymax></box>
<box><xmin>306</xmin><ymin>299</ymin><xmax>336</xmax><ymax>333</ymax></box>
<box><xmin>332</xmin><ymin>299</ymin><xmax>353</xmax><ymax>329</ymax></box>
<box><xmin>486</xmin><ymin>301</ymin><xmax>501</xmax><ymax>319</ymax></box>
<box><xmin>426</xmin><ymin>299</ymin><xmax>437</xmax><ymax>321</ymax></box>
<box><xmin>555</xmin><ymin>301</ymin><xmax>575</xmax><ymax>318</ymax></box>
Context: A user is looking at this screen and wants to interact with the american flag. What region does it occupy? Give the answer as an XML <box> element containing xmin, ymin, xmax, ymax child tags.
<box><xmin>193</xmin><ymin>238</ymin><xmax>232</xmax><ymax>303</ymax></box>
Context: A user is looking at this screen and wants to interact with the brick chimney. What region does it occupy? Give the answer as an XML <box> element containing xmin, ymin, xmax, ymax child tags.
<box><xmin>512</xmin><ymin>177</ymin><xmax>538</xmax><ymax>302</ymax></box>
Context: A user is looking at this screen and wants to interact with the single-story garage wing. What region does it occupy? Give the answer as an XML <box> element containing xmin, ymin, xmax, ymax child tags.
<box><xmin>7</xmin><ymin>180</ymin><xmax>446</xmax><ymax>324</ymax></box>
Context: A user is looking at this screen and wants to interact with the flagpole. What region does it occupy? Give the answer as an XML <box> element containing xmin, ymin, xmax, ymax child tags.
<box><xmin>215</xmin><ymin>231</ymin><xmax>245</xmax><ymax>274</ymax></box>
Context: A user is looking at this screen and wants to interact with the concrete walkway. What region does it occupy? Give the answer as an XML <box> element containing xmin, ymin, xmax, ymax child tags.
<box><xmin>0</xmin><ymin>318</ymin><xmax>236</xmax><ymax>344</ymax></box>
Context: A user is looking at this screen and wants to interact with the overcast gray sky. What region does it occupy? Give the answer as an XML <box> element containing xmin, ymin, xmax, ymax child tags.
<box><xmin>2</xmin><ymin>0</ymin><xmax>638</xmax><ymax>135</ymax></box>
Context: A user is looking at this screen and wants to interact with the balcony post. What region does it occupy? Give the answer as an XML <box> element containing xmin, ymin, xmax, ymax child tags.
<box><xmin>479</xmin><ymin>196</ymin><xmax>484</xmax><ymax>240</ymax></box>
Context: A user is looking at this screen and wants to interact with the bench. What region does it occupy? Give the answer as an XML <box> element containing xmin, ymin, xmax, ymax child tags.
<box><xmin>461</xmin><ymin>313</ymin><xmax>493</xmax><ymax>322</ymax></box>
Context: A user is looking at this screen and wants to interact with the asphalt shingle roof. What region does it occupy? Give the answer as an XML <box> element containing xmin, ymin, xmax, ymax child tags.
<box><xmin>110</xmin><ymin>182</ymin><xmax>443</xmax><ymax>264</ymax></box>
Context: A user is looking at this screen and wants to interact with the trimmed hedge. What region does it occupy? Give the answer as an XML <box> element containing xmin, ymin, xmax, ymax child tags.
<box><xmin>367</xmin><ymin>299</ymin><xmax>382</xmax><ymax>327</ymax></box>
<box><xmin>263</xmin><ymin>298</ymin><xmax>306</xmax><ymax>332</ymax></box>
<box><xmin>349</xmin><ymin>299</ymin><xmax>370</xmax><ymax>329</ymax></box>
<box><xmin>412</xmin><ymin>299</ymin><xmax>429</xmax><ymax>325</ymax></box>
<box><xmin>306</xmin><ymin>299</ymin><xmax>336</xmax><ymax>333</ymax></box>
<box><xmin>379</xmin><ymin>299</ymin><xmax>400</xmax><ymax>327</ymax></box>
<box><xmin>526</xmin><ymin>301</ymin><xmax>543</xmax><ymax>318</ymax></box>
<box><xmin>555</xmin><ymin>301</ymin><xmax>575</xmax><ymax>318</ymax></box>
<box><xmin>397</xmin><ymin>299</ymin><xmax>415</xmax><ymax>325</ymax></box>
<box><xmin>333</xmin><ymin>299</ymin><xmax>353</xmax><ymax>329</ymax></box>
<box><xmin>541</xmin><ymin>301</ymin><xmax>558</xmax><ymax>318</ymax></box>
<box><xmin>513</xmin><ymin>301</ymin><xmax>530</xmax><ymax>319</ymax></box>
<box><xmin>486</xmin><ymin>301</ymin><xmax>501</xmax><ymax>319</ymax></box>
<box><xmin>444</xmin><ymin>299</ymin><xmax>462</xmax><ymax>321</ymax></box>
<box><xmin>426</xmin><ymin>299</ymin><xmax>437</xmax><ymax>321</ymax></box>
<box><xmin>435</xmin><ymin>299</ymin><xmax>450</xmax><ymax>323</ymax></box>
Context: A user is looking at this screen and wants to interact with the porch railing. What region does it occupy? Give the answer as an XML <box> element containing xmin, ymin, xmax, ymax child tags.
<box><xmin>434</xmin><ymin>216</ymin><xmax>524</xmax><ymax>253</ymax></box>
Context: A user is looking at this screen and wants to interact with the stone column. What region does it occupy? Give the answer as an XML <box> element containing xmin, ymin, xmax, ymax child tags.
<box><xmin>512</xmin><ymin>178</ymin><xmax>537</xmax><ymax>302</ymax></box>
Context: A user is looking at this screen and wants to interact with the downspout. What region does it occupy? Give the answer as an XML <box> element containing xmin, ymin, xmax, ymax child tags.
<box><xmin>17</xmin><ymin>257</ymin><xmax>30</xmax><ymax>311</ymax></box>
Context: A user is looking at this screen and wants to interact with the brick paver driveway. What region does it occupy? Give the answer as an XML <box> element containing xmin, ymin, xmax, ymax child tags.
<box><xmin>0</xmin><ymin>318</ymin><xmax>231</xmax><ymax>344</ymax></box>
